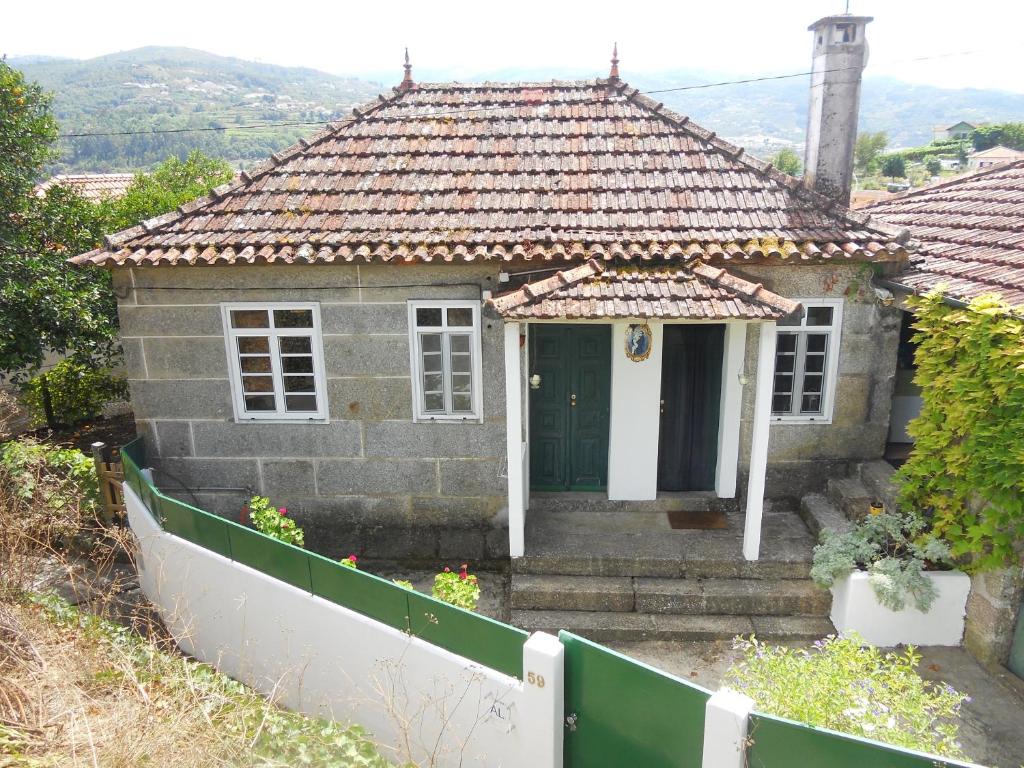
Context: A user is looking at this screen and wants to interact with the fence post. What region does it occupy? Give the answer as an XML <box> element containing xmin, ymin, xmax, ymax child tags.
<box><xmin>702</xmin><ymin>688</ymin><xmax>754</xmax><ymax>768</ymax></box>
<box><xmin>520</xmin><ymin>632</ymin><xmax>564</xmax><ymax>768</ymax></box>
<box><xmin>91</xmin><ymin>441</ymin><xmax>113</xmax><ymax>525</ymax></box>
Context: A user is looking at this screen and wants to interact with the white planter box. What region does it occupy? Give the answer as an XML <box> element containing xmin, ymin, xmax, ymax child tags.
<box><xmin>830</xmin><ymin>570</ymin><xmax>970</xmax><ymax>647</ymax></box>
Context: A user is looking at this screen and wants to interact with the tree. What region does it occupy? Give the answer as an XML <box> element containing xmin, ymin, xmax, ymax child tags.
<box><xmin>854</xmin><ymin>131</ymin><xmax>888</xmax><ymax>173</ymax></box>
<box><xmin>972</xmin><ymin>123</ymin><xmax>1024</xmax><ymax>152</ymax></box>
<box><xmin>881</xmin><ymin>155</ymin><xmax>906</xmax><ymax>181</ymax></box>
<box><xmin>925</xmin><ymin>159</ymin><xmax>942</xmax><ymax>176</ymax></box>
<box><xmin>769</xmin><ymin>147</ymin><xmax>802</xmax><ymax>176</ymax></box>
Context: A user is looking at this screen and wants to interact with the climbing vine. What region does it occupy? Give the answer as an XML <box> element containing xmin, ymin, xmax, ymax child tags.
<box><xmin>896</xmin><ymin>291</ymin><xmax>1024</xmax><ymax>572</ymax></box>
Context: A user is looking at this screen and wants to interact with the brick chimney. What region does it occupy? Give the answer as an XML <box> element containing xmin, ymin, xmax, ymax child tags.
<box><xmin>803</xmin><ymin>15</ymin><xmax>873</xmax><ymax>206</ymax></box>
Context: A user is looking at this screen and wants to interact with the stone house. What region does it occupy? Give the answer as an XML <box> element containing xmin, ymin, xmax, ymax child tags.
<box><xmin>72</xmin><ymin>16</ymin><xmax>908</xmax><ymax>584</ymax></box>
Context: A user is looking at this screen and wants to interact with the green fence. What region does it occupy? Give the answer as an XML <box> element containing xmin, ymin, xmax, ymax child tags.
<box><xmin>120</xmin><ymin>439</ymin><xmax>528</xmax><ymax>679</ymax></box>
<box><xmin>560</xmin><ymin>631</ymin><xmax>711</xmax><ymax>768</ymax></box>
<box><xmin>746</xmin><ymin>712</ymin><xmax>974</xmax><ymax>768</ymax></box>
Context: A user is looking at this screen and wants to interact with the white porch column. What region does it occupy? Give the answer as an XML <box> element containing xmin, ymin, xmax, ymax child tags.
<box><xmin>715</xmin><ymin>321</ymin><xmax>746</xmax><ymax>498</ymax></box>
<box><xmin>743</xmin><ymin>321</ymin><xmax>777</xmax><ymax>561</ymax></box>
<box><xmin>504</xmin><ymin>322</ymin><xmax>525</xmax><ymax>558</ymax></box>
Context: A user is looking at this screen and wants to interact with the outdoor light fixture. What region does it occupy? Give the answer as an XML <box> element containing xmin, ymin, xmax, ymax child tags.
<box><xmin>738</xmin><ymin>372</ymin><xmax>750</xmax><ymax>386</ymax></box>
<box><xmin>529</xmin><ymin>374</ymin><xmax>542</xmax><ymax>390</ymax></box>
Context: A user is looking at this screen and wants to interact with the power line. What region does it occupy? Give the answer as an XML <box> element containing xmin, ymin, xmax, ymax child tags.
<box><xmin>50</xmin><ymin>49</ymin><xmax>983</xmax><ymax>141</ymax></box>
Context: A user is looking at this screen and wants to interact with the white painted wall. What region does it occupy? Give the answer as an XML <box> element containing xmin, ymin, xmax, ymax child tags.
<box><xmin>831</xmin><ymin>570</ymin><xmax>971</xmax><ymax>647</ymax></box>
<box><xmin>126</xmin><ymin>484</ymin><xmax>563</xmax><ymax>768</ymax></box>
<box><xmin>607</xmin><ymin>321</ymin><xmax>665</xmax><ymax>500</ymax></box>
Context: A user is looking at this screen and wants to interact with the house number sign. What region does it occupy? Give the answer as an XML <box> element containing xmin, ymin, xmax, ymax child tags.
<box><xmin>625</xmin><ymin>323</ymin><xmax>653</xmax><ymax>362</ymax></box>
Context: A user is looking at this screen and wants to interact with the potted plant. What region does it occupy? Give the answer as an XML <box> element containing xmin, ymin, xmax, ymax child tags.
<box><xmin>811</xmin><ymin>509</ymin><xmax>970</xmax><ymax>646</ymax></box>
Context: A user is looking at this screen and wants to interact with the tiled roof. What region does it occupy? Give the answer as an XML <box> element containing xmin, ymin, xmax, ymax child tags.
<box><xmin>487</xmin><ymin>259</ymin><xmax>801</xmax><ymax>320</ymax></box>
<box><xmin>867</xmin><ymin>159</ymin><xmax>1024</xmax><ymax>308</ymax></box>
<box><xmin>72</xmin><ymin>79</ymin><xmax>909</xmax><ymax>268</ymax></box>
<box><xmin>37</xmin><ymin>173</ymin><xmax>136</xmax><ymax>201</ymax></box>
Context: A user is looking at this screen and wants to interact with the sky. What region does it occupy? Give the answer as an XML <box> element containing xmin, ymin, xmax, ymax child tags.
<box><xmin>3</xmin><ymin>0</ymin><xmax>1022</xmax><ymax>93</ymax></box>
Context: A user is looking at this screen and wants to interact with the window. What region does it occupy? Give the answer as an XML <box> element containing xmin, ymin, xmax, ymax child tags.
<box><xmin>771</xmin><ymin>299</ymin><xmax>843</xmax><ymax>422</ymax></box>
<box><xmin>408</xmin><ymin>301</ymin><xmax>483</xmax><ymax>421</ymax></box>
<box><xmin>222</xmin><ymin>303</ymin><xmax>328</xmax><ymax>421</ymax></box>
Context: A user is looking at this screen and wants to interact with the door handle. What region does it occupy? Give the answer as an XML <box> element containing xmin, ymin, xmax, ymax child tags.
<box><xmin>660</xmin><ymin>399</ymin><xmax>665</xmax><ymax>415</ymax></box>
<box><xmin>570</xmin><ymin>393</ymin><xmax>577</xmax><ymax>407</ymax></box>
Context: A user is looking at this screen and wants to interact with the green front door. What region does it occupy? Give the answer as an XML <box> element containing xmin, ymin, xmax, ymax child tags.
<box><xmin>529</xmin><ymin>325</ymin><xmax>611</xmax><ymax>491</ymax></box>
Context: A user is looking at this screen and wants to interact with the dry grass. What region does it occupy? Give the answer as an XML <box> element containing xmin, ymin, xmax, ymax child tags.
<box><xmin>0</xmin><ymin>437</ymin><xmax>393</xmax><ymax>768</ymax></box>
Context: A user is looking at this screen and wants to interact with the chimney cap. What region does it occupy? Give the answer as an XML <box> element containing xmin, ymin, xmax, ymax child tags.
<box><xmin>807</xmin><ymin>14</ymin><xmax>873</xmax><ymax>31</ymax></box>
<box><xmin>609</xmin><ymin>43</ymin><xmax>620</xmax><ymax>80</ymax></box>
<box><xmin>399</xmin><ymin>48</ymin><xmax>414</xmax><ymax>91</ymax></box>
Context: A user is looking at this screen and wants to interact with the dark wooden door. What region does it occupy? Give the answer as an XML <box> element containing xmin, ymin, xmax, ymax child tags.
<box><xmin>657</xmin><ymin>325</ymin><xmax>725</xmax><ymax>491</ymax></box>
<box><xmin>529</xmin><ymin>325</ymin><xmax>611</xmax><ymax>491</ymax></box>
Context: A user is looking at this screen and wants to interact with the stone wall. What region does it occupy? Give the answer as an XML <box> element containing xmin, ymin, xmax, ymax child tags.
<box><xmin>965</xmin><ymin>566</ymin><xmax>1024</xmax><ymax>667</ymax></box>
<box><xmin>114</xmin><ymin>263</ymin><xmax>509</xmax><ymax>561</ymax></box>
<box><xmin>734</xmin><ymin>264</ymin><xmax>902</xmax><ymax>499</ymax></box>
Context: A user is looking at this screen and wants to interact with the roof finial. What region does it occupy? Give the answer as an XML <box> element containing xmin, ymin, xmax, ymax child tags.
<box><xmin>400</xmin><ymin>48</ymin><xmax>414</xmax><ymax>91</ymax></box>
<box><xmin>609</xmin><ymin>43</ymin><xmax>620</xmax><ymax>81</ymax></box>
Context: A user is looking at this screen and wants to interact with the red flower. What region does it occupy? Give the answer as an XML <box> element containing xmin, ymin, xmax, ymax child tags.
<box><xmin>241</xmin><ymin>506</ymin><xmax>250</xmax><ymax>525</ymax></box>
<box><xmin>348</xmin><ymin>554</ymin><xmax>358</xmax><ymax>563</ymax></box>
<box><xmin>279</xmin><ymin>507</ymin><xmax>287</xmax><ymax>516</ymax></box>
<box><xmin>459</xmin><ymin>571</ymin><xmax>467</xmax><ymax>580</ymax></box>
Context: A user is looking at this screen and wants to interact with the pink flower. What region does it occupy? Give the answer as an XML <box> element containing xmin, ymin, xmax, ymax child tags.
<box><xmin>279</xmin><ymin>507</ymin><xmax>287</xmax><ymax>516</ymax></box>
<box><xmin>459</xmin><ymin>571</ymin><xmax>467</xmax><ymax>580</ymax></box>
<box><xmin>443</xmin><ymin>567</ymin><xmax>451</xmax><ymax>573</ymax></box>
<box><xmin>348</xmin><ymin>554</ymin><xmax>358</xmax><ymax>563</ymax></box>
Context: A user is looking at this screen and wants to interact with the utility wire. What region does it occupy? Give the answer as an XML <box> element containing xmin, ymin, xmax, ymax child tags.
<box><xmin>50</xmin><ymin>49</ymin><xmax>983</xmax><ymax>140</ymax></box>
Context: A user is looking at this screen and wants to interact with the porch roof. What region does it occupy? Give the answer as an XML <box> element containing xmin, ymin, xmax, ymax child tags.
<box><xmin>486</xmin><ymin>259</ymin><xmax>801</xmax><ymax>320</ymax></box>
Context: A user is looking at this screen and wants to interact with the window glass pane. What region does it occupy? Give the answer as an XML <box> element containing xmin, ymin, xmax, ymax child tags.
<box><xmin>244</xmin><ymin>394</ymin><xmax>276</xmax><ymax>411</ymax></box>
<box><xmin>452</xmin><ymin>394</ymin><xmax>473</xmax><ymax>412</ymax></box>
<box><xmin>772</xmin><ymin>394</ymin><xmax>792</xmax><ymax>413</ymax></box>
<box><xmin>806</xmin><ymin>334</ymin><xmax>828</xmax><ymax>353</ymax></box>
<box><xmin>284</xmin><ymin>375</ymin><xmax>316</xmax><ymax>393</ymax></box>
<box><xmin>231</xmin><ymin>309</ymin><xmax>268</xmax><ymax>329</ymax></box>
<box><xmin>416</xmin><ymin>307</ymin><xmax>443</xmax><ymax>326</ymax></box>
<box><xmin>802</xmin><ymin>374</ymin><xmax>823</xmax><ymax>394</ymax></box>
<box><xmin>451</xmin><ymin>353</ymin><xmax>472</xmax><ymax>374</ymax></box>
<box><xmin>285</xmin><ymin>394</ymin><xmax>318</xmax><ymax>412</ymax></box>
<box><xmin>273</xmin><ymin>309</ymin><xmax>313</xmax><ymax>328</ymax></box>
<box><xmin>423</xmin><ymin>373</ymin><xmax>443</xmax><ymax>392</ymax></box>
<box><xmin>240</xmin><ymin>356</ymin><xmax>272</xmax><ymax>373</ymax></box>
<box><xmin>451</xmin><ymin>373</ymin><xmax>472</xmax><ymax>393</ymax></box>
<box><xmin>801</xmin><ymin>393</ymin><xmax>822</xmax><ymax>413</ymax></box>
<box><xmin>237</xmin><ymin>336</ymin><xmax>270</xmax><ymax>354</ymax></box>
<box><xmin>424</xmin><ymin>392</ymin><xmax>444</xmax><ymax>412</ymax></box>
<box><xmin>447</xmin><ymin>307</ymin><xmax>473</xmax><ymax>326</ymax></box>
<box><xmin>777</xmin><ymin>333</ymin><xmax>797</xmax><ymax>352</ymax></box>
<box><xmin>804</xmin><ymin>355</ymin><xmax>825</xmax><ymax>373</ymax></box>
<box><xmin>279</xmin><ymin>336</ymin><xmax>312</xmax><ymax>354</ymax></box>
<box><xmin>242</xmin><ymin>375</ymin><xmax>274</xmax><ymax>393</ymax></box>
<box><xmin>778</xmin><ymin>310</ymin><xmax>803</xmax><ymax>328</ymax></box>
<box><xmin>775</xmin><ymin>355</ymin><xmax>795</xmax><ymax>373</ymax></box>
<box><xmin>420</xmin><ymin>333</ymin><xmax>442</xmax><ymax>353</ymax></box>
<box><xmin>773</xmin><ymin>374</ymin><xmax>792</xmax><ymax>392</ymax></box>
<box><xmin>282</xmin><ymin>356</ymin><xmax>314</xmax><ymax>374</ymax></box>
<box><xmin>806</xmin><ymin>306</ymin><xmax>834</xmax><ymax>326</ymax></box>
<box><xmin>450</xmin><ymin>334</ymin><xmax>471</xmax><ymax>353</ymax></box>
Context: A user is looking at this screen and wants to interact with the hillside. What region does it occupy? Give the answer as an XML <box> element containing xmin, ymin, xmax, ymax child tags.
<box><xmin>12</xmin><ymin>48</ymin><xmax>1024</xmax><ymax>173</ymax></box>
<box><xmin>13</xmin><ymin>47</ymin><xmax>383</xmax><ymax>173</ymax></box>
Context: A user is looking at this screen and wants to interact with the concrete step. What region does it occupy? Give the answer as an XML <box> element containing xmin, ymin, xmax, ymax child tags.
<box><xmin>528</xmin><ymin>492</ymin><xmax>737</xmax><ymax>515</ymax></box>
<box><xmin>512</xmin><ymin>609</ymin><xmax>835</xmax><ymax>642</ymax></box>
<box><xmin>857</xmin><ymin>460</ymin><xmax>900</xmax><ymax>513</ymax></box>
<box><xmin>512</xmin><ymin>552</ymin><xmax>812</xmax><ymax>580</ymax></box>
<box><xmin>510</xmin><ymin>574</ymin><xmax>831</xmax><ymax>616</ymax></box>
<box><xmin>799</xmin><ymin>493</ymin><xmax>853</xmax><ymax>539</ymax></box>
<box><xmin>826</xmin><ymin>477</ymin><xmax>873</xmax><ymax>521</ymax></box>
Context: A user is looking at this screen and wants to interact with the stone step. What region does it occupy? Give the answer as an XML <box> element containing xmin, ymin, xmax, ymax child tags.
<box><xmin>528</xmin><ymin>492</ymin><xmax>737</xmax><ymax>515</ymax></box>
<box><xmin>857</xmin><ymin>460</ymin><xmax>900</xmax><ymax>513</ymax></box>
<box><xmin>512</xmin><ymin>609</ymin><xmax>835</xmax><ymax>643</ymax></box>
<box><xmin>826</xmin><ymin>477</ymin><xmax>873</xmax><ymax>521</ymax></box>
<box><xmin>799</xmin><ymin>493</ymin><xmax>853</xmax><ymax>539</ymax></box>
<box><xmin>510</xmin><ymin>574</ymin><xmax>831</xmax><ymax>615</ymax></box>
<box><xmin>512</xmin><ymin>553</ymin><xmax>812</xmax><ymax>580</ymax></box>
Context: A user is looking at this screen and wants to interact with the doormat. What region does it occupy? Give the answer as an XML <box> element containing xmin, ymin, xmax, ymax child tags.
<box><xmin>667</xmin><ymin>509</ymin><xmax>729</xmax><ymax>530</ymax></box>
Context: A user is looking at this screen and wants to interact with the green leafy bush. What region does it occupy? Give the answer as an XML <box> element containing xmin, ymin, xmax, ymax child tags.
<box><xmin>21</xmin><ymin>359</ymin><xmax>128</xmax><ymax>427</ymax></box>
<box><xmin>726</xmin><ymin>635</ymin><xmax>967</xmax><ymax>759</ymax></box>
<box><xmin>246</xmin><ymin>495</ymin><xmax>304</xmax><ymax>547</ymax></box>
<box><xmin>432</xmin><ymin>564</ymin><xmax>480</xmax><ymax>611</ymax></box>
<box><xmin>897</xmin><ymin>292</ymin><xmax>1024</xmax><ymax>572</ymax></box>
<box><xmin>811</xmin><ymin>510</ymin><xmax>953</xmax><ymax>611</ymax></box>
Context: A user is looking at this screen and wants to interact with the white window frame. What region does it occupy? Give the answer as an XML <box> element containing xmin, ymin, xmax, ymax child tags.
<box><xmin>221</xmin><ymin>302</ymin><xmax>329</xmax><ymax>422</ymax></box>
<box><xmin>771</xmin><ymin>298</ymin><xmax>844</xmax><ymax>424</ymax></box>
<box><xmin>407</xmin><ymin>300</ymin><xmax>484</xmax><ymax>423</ymax></box>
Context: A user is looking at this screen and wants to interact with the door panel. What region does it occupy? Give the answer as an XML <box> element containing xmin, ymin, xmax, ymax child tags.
<box><xmin>529</xmin><ymin>325</ymin><xmax>611</xmax><ymax>491</ymax></box>
<box><xmin>657</xmin><ymin>325</ymin><xmax>725</xmax><ymax>491</ymax></box>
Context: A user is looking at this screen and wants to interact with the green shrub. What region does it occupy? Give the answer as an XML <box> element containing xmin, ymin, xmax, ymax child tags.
<box><xmin>246</xmin><ymin>495</ymin><xmax>304</xmax><ymax>547</ymax></box>
<box><xmin>1</xmin><ymin>437</ymin><xmax>100</xmax><ymax>517</ymax></box>
<box><xmin>21</xmin><ymin>359</ymin><xmax>128</xmax><ymax>427</ymax></box>
<box><xmin>432</xmin><ymin>564</ymin><xmax>480</xmax><ymax>611</ymax></box>
<box><xmin>726</xmin><ymin>635</ymin><xmax>967</xmax><ymax>758</ymax></box>
<box><xmin>810</xmin><ymin>510</ymin><xmax>953</xmax><ymax>611</ymax></box>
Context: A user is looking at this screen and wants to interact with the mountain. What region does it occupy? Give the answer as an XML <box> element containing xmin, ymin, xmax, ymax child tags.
<box><xmin>12</xmin><ymin>47</ymin><xmax>383</xmax><ymax>173</ymax></box>
<box><xmin>11</xmin><ymin>48</ymin><xmax>1024</xmax><ymax>173</ymax></box>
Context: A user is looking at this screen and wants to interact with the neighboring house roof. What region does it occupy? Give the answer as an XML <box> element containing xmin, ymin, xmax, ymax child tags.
<box><xmin>487</xmin><ymin>259</ymin><xmax>800</xmax><ymax>320</ymax></box>
<box><xmin>968</xmin><ymin>146</ymin><xmax>1024</xmax><ymax>161</ymax></box>
<box><xmin>72</xmin><ymin>77</ymin><xmax>908</xmax><ymax>269</ymax></box>
<box><xmin>36</xmin><ymin>173</ymin><xmax>136</xmax><ymax>201</ymax></box>
<box><xmin>866</xmin><ymin>159</ymin><xmax>1024</xmax><ymax>307</ymax></box>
